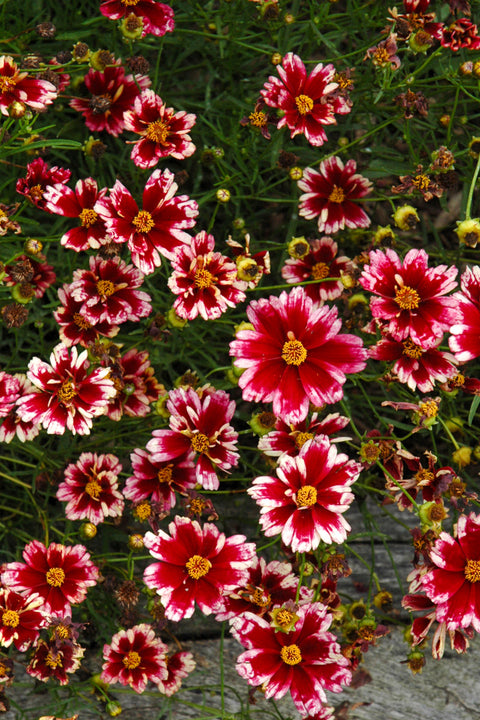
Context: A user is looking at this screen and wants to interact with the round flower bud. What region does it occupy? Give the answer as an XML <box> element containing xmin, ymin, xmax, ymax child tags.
<box><xmin>452</xmin><ymin>446</ymin><xmax>472</xmax><ymax>468</ymax></box>
<box><xmin>106</xmin><ymin>701</ymin><xmax>123</xmax><ymax>717</ymax></box>
<box><xmin>80</xmin><ymin>522</ymin><xmax>97</xmax><ymax>539</ymax></box>
<box><xmin>271</xmin><ymin>52</ymin><xmax>282</xmax><ymax>65</ymax></box>
<box><xmin>474</xmin><ymin>61</ymin><xmax>480</xmax><ymax>78</ymax></box>
<box><xmin>284</xmin><ymin>13</ymin><xmax>295</xmax><ymax>24</ymax></box>
<box><xmin>456</xmin><ymin>218</ymin><xmax>480</xmax><ymax>248</ymax></box>
<box><xmin>408</xmin><ymin>29</ymin><xmax>433</xmax><ymax>53</ymax></box>
<box><xmin>11</xmin><ymin>282</ymin><xmax>35</xmax><ymax>304</ymax></box>
<box><xmin>8</xmin><ymin>101</ymin><xmax>26</xmax><ymax>118</ymax></box>
<box><xmin>216</xmin><ymin>188</ymin><xmax>231</xmax><ymax>203</ymax></box>
<box><xmin>128</xmin><ymin>534</ymin><xmax>144</xmax><ymax>551</ymax></box>
<box><xmin>407</xmin><ymin>650</ymin><xmax>425</xmax><ymax>675</ymax></box>
<box><xmin>166</xmin><ymin>306</ymin><xmax>188</xmax><ymax>328</ymax></box>
<box><xmin>459</xmin><ymin>61</ymin><xmax>473</xmax><ymax>76</ymax></box>
<box><xmin>444</xmin><ymin>416</ymin><xmax>464</xmax><ymax>434</ymax></box>
<box><xmin>249</xmin><ymin>410</ymin><xmax>277</xmax><ymax>436</ymax></box>
<box><xmin>289</xmin><ymin>166</ymin><xmax>303</xmax><ymax>180</ymax></box>
<box><xmin>24</xmin><ymin>238</ymin><xmax>43</xmax><ymax>255</ymax></box>
<box><xmin>373</xmin><ymin>225</ymin><xmax>395</xmax><ymax>244</ymax></box>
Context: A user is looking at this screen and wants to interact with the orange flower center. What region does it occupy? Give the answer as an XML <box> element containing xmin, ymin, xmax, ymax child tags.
<box><xmin>121</xmin><ymin>0</ymin><xmax>140</xmax><ymax>5</ymax></box>
<box><xmin>296</xmin><ymin>484</ymin><xmax>317</xmax><ymax>507</ymax></box>
<box><xmin>281</xmin><ymin>333</ymin><xmax>307</xmax><ymax>366</ymax></box>
<box><xmin>96</xmin><ymin>279</ymin><xmax>115</xmax><ymax>297</ymax></box>
<box><xmin>0</xmin><ymin>76</ymin><xmax>17</xmax><ymax>93</ymax></box>
<box><xmin>85</xmin><ymin>478</ymin><xmax>102</xmax><ymax>499</ymax></box>
<box><xmin>194</xmin><ymin>268</ymin><xmax>215</xmax><ymax>288</ymax></box>
<box><xmin>186</xmin><ymin>554</ymin><xmax>212</xmax><ymax>579</ymax></box>
<box><xmin>146</xmin><ymin>120</ymin><xmax>169</xmax><ymax>144</ymax></box>
<box><xmin>275</xmin><ymin>609</ymin><xmax>295</xmax><ymax>628</ymax></box>
<box><xmin>132</xmin><ymin>210</ymin><xmax>154</xmax><ymax>234</ymax></box>
<box><xmin>311</xmin><ymin>262</ymin><xmax>330</xmax><ymax>280</ymax></box>
<box><xmin>294</xmin><ymin>431</ymin><xmax>314</xmax><ymax>449</ymax></box>
<box><xmin>395</xmin><ymin>285</ymin><xmax>420</xmax><ymax>310</ymax></box>
<box><xmin>158</xmin><ymin>465</ymin><xmax>173</xmax><ymax>483</ymax></box>
<box><xmin>46</xmin><ymin>567</ymin><xmax>65</xmax><ymax>587</ymax></box>
<box><xmin>249</xmin><ymin>110</ymin><xmax>267</xmax><ymax>127</ymax></box>
<box><xmin>190</xmin><ymin>432</ymin><xmax>210</xmax><ymax>453</ymax></box>
<box><xmin>402</xmin><ymin>338</ymin><xmax>423</xmax><ymax>359</ymax></box>
<box><xmin>373</xmin><ymin>47</ymin><xmax>391</xmax><ymax>65</ymax></box>
<box><xmin>134</xmin><ymin>501</ymin><xmax>152</xmax><ymax>520</ymax></box>
<box><xmin>57</xmin><ymin>379</ymin><xmax>76</xmax><ymax>404</ymax></box>
<box><xmin>295</xmin><ymin>94</ymin><xmax>314</xmax><ymax>115</ymax></box>
<box><xmin>45</xmin><ymin>651</ymin><xmax>63</xmax><ymax>668</ymax></box>
<box><xmin>2</xmin><ymin>610</ymin><xmax>19</xmax><ymax>628</ymax></box>
<box><xmin>328</xmin><ymin>185</ymin><xmax>346</xmax><ymax>203</ymax></box>
<box><xmin>464</xmin><ymin>559</ymin><xmax>480</xmax><ymax>583</ymax></box>
<box><xmin>280</xmin><ymin>643</ymin><xmax>302</xmax><ymax>665</ymax></box>
<box><xmin>29</xmin><ymin>184</ymin><xmax>44</xmax><ymax>202</ymax></box>
<box><xmin>79</xmin><ymin>208</ymin><xmax>98</xmax><ymax>227</ymax></box>
<box><xmin>73</xmin><ymin>313</ymin><xmax>93</xmax><ymax>330</ymax></box>
<box><xmin>252</xmin><ymin>588</ymin><xmax>271</xmax><ymax>607</ymax></box>
<box><xmin>419</xmin><ymin>400</ymin><xmax>438</xmax><ymax>418</ymax></box>
<box><xmin>122</xmin><ymin>650</ymin><xmax>141</xmax><ymax>669</ymax></box>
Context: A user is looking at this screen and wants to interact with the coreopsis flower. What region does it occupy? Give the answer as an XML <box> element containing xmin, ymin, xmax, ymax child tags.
<box><xmin>369</xmin><ymin>335</ymin><xmax>458</xmax><ymax>393</ymax></box>
<box><xmin>95</xmin><ymin>168</ymin><xmax>198</xmax><ymax>275</ymax></box>
<box><xmin>391</xmin><ymin>165</ymin><xmax>443</xmax><ymax>202</ymax></box>
<box><xmin>240</xmin><ymin>97</ymin><xmax>277</xmax><ymax>140</ymax></box>
<box><xmin>1</xmin><ymin>540</ymin><xmax>98</xmax><ymax>618</ymax></box>
<box><xmin>68</xmin><ymin>255</ymin><xmax>152</xmax><ymax>325</ymax></box>
<box><xmin>0</xmin><ymin>374</ymin><xmax>41</xmax><ymax>443</ymax></box>
<box><xmin>258</xmin><ymin>412</ymin><xmax>351</xmax><ymax>458</ymax></box>
<box><xmin>441</xmin><ymin>18</ymin><xmax>480</xmax><ymax>50</ymax></box>
<box><xmin>16</xmin><ymin>157</ymin><xmax>71</xmax><ymax>210</ymax></box>
<box><xmin>249</xmin><ymin>437</ymin><xmax>360</xmax><ymax>552</ymax></box>
<box><xmin>103</xmin><ymin>348</ymin><xmax>164</xmax><ymax>421</ymax></box>
<box><xmin>364</xmin><ymin>34</ymin><xmax>401</xmax><ymax>69</ymax></box>
<box><xmin>43</xmin><ymin>178</ymin><xmax>109</xmax><ymax>251</ymax></box>
<box><xmin>4</xmin><ymin>255</ymin><xmax>56</xmax><ymax>299</ymax></box>
<box><xmin>298</xmin><ymin>157</ymin><xmax>372</xmax><ymax>235</ymax></box>
<box><xmin>70</xmin><ymin>61</ymin><xmax>150</xmax><ymax>136</ymax></box>
<box><xmin>124</xmin><ymin>447</ymin><xmax>196</xmax><ymax>512</ymax></box>
<box><xmin>0</xmin><ymin>371</ymin><xmax>20</xmax><ymax>417</ymax></box>
<box><xmin>56</xmin><ymin>452</ymin><xmax>124</xmax><ymax>525</ymax></box>
<box><xmin>100</xmin><ymin>0</ymin><xmax>175</xmax><ymax>37</ymax></box>
<box><xmin>168</xmin><ymin>230</ymin><xmax>246</xmax><ymax>320</ymax></box>
<box><xmin>260</xmin><ymin>53</ymin><xmax>350</xmax><ymax>147</ymax></box>
<box><xmin>281</xmin><ymin>236</ymin><xmax>354</xmax><ymax>304</ymax></box>
<box><xmin>124</xmin><ymin>89</ymin><xmax>196</xmax><ymax>168</ymax></box>
<box><xmin>16</xmin><ymin>343</ymin><xmax>116</xmax><ymax>435</ymax></box>
<box><xmin>233</xmin><ymin>602</ymin><xmax>351</xmax><ymax>716</ymax></box>
<box><xmin>449</xmin><ymin>265</ymin><xmax>480</xmax><ymax>361</ymax></box>
<box><xmin>143</xmin><ymin>516</ymin><xmax>256</xmax><ymax>621</ymax></box>
<box><xmin>421</xmin><ymin>513</ymin><xmax>480</xmax><ymax>632</ymax></box>
<box><xmin>229</xmin><ymin>286</ymin><xmax>367</xmax><ymax>424</ymax></box>
<box><xmin>27</xmin><ymin>638</ymin><xmax>84</xmax><ymax>685</ymax></box>
<box><xmin>101</xmin><ymin>624</ymin><xmax>168</xmax><ymax>694</ymax></box>
<box><xmin>156</xmin><ymin>650</ymin><xmax>196</xmax><ymax>696</ymax></box>
<box><xmin>146</xmin><ymin>386</ymin><xmax>239</xmax><ymax>491</ymax></box>
<box><xmin>54</xmin><ymin>285</ymin><xmax>120</xmax><ymax>348</ymax></box>
<box><xmin>0</xmin><ymin>55</ymin><xmax>57</xmax><ymax>115</ymax></box>
<box><xmin>0</xmin><ymin>589</ymin><xmax>46</xmax><ymax>652</ymax></box>
<box><xmin>359</xmin><ymin>249</ymin><xmax>458</xmax><ymax>346</ymax></box>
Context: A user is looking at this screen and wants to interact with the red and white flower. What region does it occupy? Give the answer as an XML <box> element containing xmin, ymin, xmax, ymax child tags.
<box><xmin>146</xmin><ymin>386</ymin><xmax>239</xmax><ymax>491</ymax></box>
<box><xmin>124</xmin><ymin>447</ymin><xmax>196</xmax><ymax>512</ymax></box>
<box><xmin>156</xmin><ymin>650</ymin><xmax>196</xmax><ymax>696</ymax></box>
<box><xmin>56</xmin><ymin>452</ymin><xmax>124</xmax><ymax>526</ymax></box>
<box><xmin>54</xmin><ymin>284</ymin><xmax>120</xmax><ymax>348</ymax></box>
<box><xmin>233</xmin><ymin>602</ymin><xmax>351</xmax><ymax>716</ymax></box>
<box><xmin>298</xmin><ymin>157</ymin><xmax>372</xmax><ymax>235</ymax></box>
<box><xmin>1</xmin><ymin>540</ymin><xmax>98</xmax><ymax>618</ymax></box>
<box><xmin>100</xmin><ymin>0</ymin><xmax>175</xmax><ymax>37</ymax></box>
<box><xmin>0</xmin><ymin>55</ymin><xmax>57</xmax><ymax>116</ymax></box>
<box><xmin>449</xmin><ymin>265</ymin><xmax>480</xmax><ymax>362</ymax></box>
<box><xmin>27</xmin><ymin>638</ymin><xmax>84</xmax><ymax>685</ymax></box>
<box><xmin>0</xmin><ymin>588</ymin><xmax>46</xmax><ymax>652</ymax></box>
<box><xmin>168</xmin><ymin>230</ymin><xmax>246</xmax><ymax>320</ymax></box>
<box><xmin>95</xmin><ymin>168</ymin><xmax>198</xmax><ymax>275</ymax></box>
<box><xmin>16</xmin><ymin>157</ymin><xmax>71</xmax><ymax>210</ymax></box>
<box><xmin>124</xmin><ymin>89</ymin><xmax>196</xmax><ymax>168</ymax></box>
<box><xmin>249</xmin><ymin>437</ymin><xmax>360</xmax><ymax>552</ymax></box>
<box><xmin>258</xmin><ymin>412</ymin><xmax>350</xmax><ymax>459</ymax></box>
<box><xmin>441</xmin><ymin>18</ymin><xmax>480</xmax><ymax>50</ymax></box>
<box><xmin>230</xmin><ymin>286</ymin><xmax>367</xmax><ymax>424</ymax></box>
<box><xmin>359</xmin><ymin>248</ymin><xmax>458</xmax><ymax>345</ymax></box>
<box><xmin>101</xmin><ymin>624</ymin><xmax>168</xmax><ymax>694</ymax></box>
<box><xmin>260</xmin><ymin>53</ymin><xmax>350</xmax><ymax>147</ymax></box>
<box><xmin>103</xmin><ymin>348</ymin><xmax>164</xmax><ymax>421</ymax></box>
<box><xmin>43</xmin><ymin>178</ymin><xmax>109</xmax><ymax>252</ymax></box>
<box><xmin>0</xmin><ymin>374</ymin><xmax>41</xmax><ymax>443</ymax></box>
<box><xmin>16</xmin><ymin>343</ymin><xmax>116</xmax><ymax>435</ymax></box>
<box><xmin>143</xmin><ymin>516</ymin><xmax>256</xmax><ymax>621</ymax></box>
<box><xmin>0</xmin><ymin>371</ymin><xmax>20</xmax><ymax>417</ymax></box>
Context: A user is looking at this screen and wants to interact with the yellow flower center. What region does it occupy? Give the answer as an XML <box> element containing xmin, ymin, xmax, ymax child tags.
<box><xmin>121</xmin><ymin>0</ymin><xmax>140</xmax><ymax>5</ymax></box>
<box><xmin>96</xmin><ymin>279</ymin><xmax>115</xmax><ymax>297</ymax></box>
<box><xmin>280</xmin><ymin>644</ymin><xmax>302</xmax><ymax>665</ymax></box>
<box><xmin>464</xmin><ymin>559</ymin><xmax>480</xmax><ymax>583</ymax></box>
<box><xmin>73</xmin><ymin>312</ymin><xmax>93</xmax><ymax>330</ymax></box>
<box><xmin>328</xmin><ymin>185</ymin><xmax>346</xmax><ymax>203</ymax></box>
<box><xmin>252</xmin><ymin>588</ymin><xmax>271</xmax><ymax>607</ymax></box>
<box><xmin>45</xmin><ymin>651</ymin><xmax>63</xmax><ymax>669</ymax></box>
<box><xmin>2</xmin><ymin>610</ymin><xmax>19</xmax><ymax>628</ymax></box>
<box><xmin>294</xmin><ymin>431</ymin><xmax>314</xmax><ymax>449</ymax></box>
<box><xmin>0</xmin><ymin>76</ymin><xmax>17</xmax><ymax>93</ymax></box>
<box><xmin>46</xmin><ymin>567</ymin><xmax>65</xmax><ymax>587</ymax></box>
<box><xmin>132</xmin><ymin>210</ymin><xmax>155</xmax><ymax>234</ymax></box>
<box><xmin>157</xmin><ymin>465</ymin><xmax>173</xmax><ymax>483</ymax></box>
<box><xmin>54</xmin><ymin>624</ymin><xmax>70</xmax><ymax>639</ymax></box>
<box><xmin>419</xmin><ymin>400</ymin><xmax>438</xmax><ymax>418</ymax></box>
<box><xmin>194</xmin><ymin>268</ymin><xmax>215</xmax><ymax>289</ymax></box>
<box><xmin>186</xmin><ymin>554</ymin><xmax>212</xmax><ymax>579</ymax></box>
<box><xmin>79</xmin><ymin>208</ymin><xmax>98</xmax><ymax>227</ymax></box>
<box><xmin>275</xmin><ymin>609</ymin><xmax>295</xmax><ymax>628</ymax></box>
<box><xmin>373</xmin><ymin>47</ymin><xmax>391</xmax><ymax>65</ymax></box>
<box><xmin>57</xmin><ymin>379</ymin><xmax>77</xmax><ymax>404</ymax></box>
<box><xmin>190</xmin><ymin>432</ymin><xmax>210</xmax><ymax>453</ymax></box>
<box><xmin>249</xmin><ymin>110</ymin><xmax>267</xmax><ymax>127</ymax></box>
<box><xmin>402</xmin><ymin>338</ymin><xmax>424</xmax><ymax>359</ymax></box>
<box><xmin>296</xmin><ymin>484</ymin><xmax>317</xmax><ymax>507</ymax></box>
<box><xmin>281</xmin><ymin>334</ymin><xmax>307</xmax><ymax>366</ymax></box>
<box><xmin>412</xmin><ymin>174</ymin><xmax>431</xmax><ymax>191</ymax></box>
<box><xmin>122</xmin><ymin>650</ymin><xmax>141</xmax><ymax>669</ymax></box>
<box><xmin>146</xmin><ymin>120</ymin><xmax>169</xmax><ymax>144</ymax></box>
<box><xmin>414</xmin><ymin>469</ymin><xmax>435</xmax><ymax>485</ymax></box>
<box><xmin>395</xmin><ymin>285</ymin><xmax>420</xmax><ymax>310</ymax></box>
<box><xmin>189</xmin><ymin>497</ymin><xmax>207</xmax><ymax>515</ymax></box>
<box><xmin>311</xmin><ymin>262</ymin><xmax>330</xmax><ymax>280</ymax></box>
<box><xmin>295</xmin><ymin>94</ymin><xmax>314</xmax><ymax>115</ymax></box>
<box><xmin>85</xmin><ymin>478</ymin><xmax>102</xmax><ymax>499</ymax></box>
<box><xmin>134</xmin><ymin>501</ymin><xmax>152</xmax><ymax>520</ymax></box>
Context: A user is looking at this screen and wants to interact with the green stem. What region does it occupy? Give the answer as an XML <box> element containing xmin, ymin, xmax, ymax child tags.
<box><xmin>465</xmin><ymin>152</ymin><xmax>480</xmax><ymax>221</ymax></box>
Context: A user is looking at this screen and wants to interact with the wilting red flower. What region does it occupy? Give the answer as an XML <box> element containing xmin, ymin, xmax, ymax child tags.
<box><xmin>233</xmin><ymin>602</ymin><xmax>351</xmax><ymax>716</ymax></box>
<box><xmin>298</xmin><ymin>157</ymin><xmax>372</xmax><ymax>235</ymax></box>
<box><xmin>56</xmin><ymin>452</ymin><xmax>124</xmax><ymax>525</ymax></box>
<box><xmin>4</xmin><ymin>255</ymin><xmax>56</xmax><ymax>299</ymax></box>
<box><xmin>124</xmin><ymin>89</ymin><xmax>196</xmax><ymax>168</ymax></box>
<box><xmin>146</xmin><ymin>386</ymin><xmax>239</xmax><ymax>491</ymax></box>
<box><xmin>441</xmin><ymin>18</ymin><xmax>480</xmax><ymax>50</ymax></box>
<box><xmin>156</xmin><ymin>650</ymin><xmax>196</xmax><ymax>696</ymax></box>
<box><xmin>249</xmin><ymin>437</ymin><xmax>360</xmax><ymax>552</ymax></box>
<box><xmin>124</xmin><ymin>447</ymin><xmax>196</xmax><ymax>512</ymax></box>
<box><xmin>0</xmin><ymin>588</ymin><xmax>46</xmax><ymax>652</ymax></box>
<box><xmin>101</xmin><ymin>624</ymin><xmax>168</xmax><ymax>693</ymax></box>
<box><xmin>16</xmin><ymin>157</ymin><xmax>71</xmax><ymax>210</ymax></box>
<box><xmin>364</xmin><ymin>34</ymin><xmax>401</xmax><ymax>69</ymax></box>
<box><xmin>258</xmin><ymin>412</ymin><xmax>350</xmax><ymax>458</ymax></box>
<box><xmin>449</xmin><ymin>266</ymin><xmax>480</xmax><ymax>362</ymax></box>
<box><xmin>281</xmin><ymin>236</ymin><xmax>354</xmax><ymax>304</ymax></box>
<box><xmin>0</xmin><ymin>55</ymin><xmax>57</xmax><ymax>116</ymax></box>
<box><xmin>54</xmin><ymin>284</ymin><xmax>120</xmax><ymax>348</ymax></box>
<box><xmin>95</xmin><ymin>168</ymin><xmax>198</xmax><ymax>275</ymax></box>
<box><xmin>70</xmin><ymin>61</ymin><xmax>150</xmax><ymax>136</ymax></box>
<box><xmin>69</xmin><ymin>255</ymin><xmax>152</xmax><ymax>325</ymax></box>
<box><xmin>27</xmin><ymin>638</ymin><xmax>84</xmax><ymax>685</ymax></box>
<box><xmin>168</xmin><ymin>230</ymin><xmax>246</xmax><ymax>320</ymax></box>
<box><xmin>100</xmin><ymin>0</ymin><xmax>175</xmax><ymax>37</ymax></box>
<box><xmin>260</xmin><ymin>53</ymin><xmax>350</xmax><ymax>147</ymax></box>
<box><xmin>359</xmin><ymin>248</ymin><xmax>458</xmax><ymax>346</ymax></box>
<box><xmin>369</xmin><ymin>335</ymin><xmax>458</xmax><ymax>393</ymax></box>
<box><xmin>43</xmin><ymin>178</ymin><xmax>109</xmax><ymax>251</ymax></box>
<box><xmin>1</xmin><ymin>540</ymin><xmax>99</xmax><ymax>618</ymax></box>
<box><xmin>0</xmin><ymin>374</ymin><xmax>41</xmax><ymax>443</ymax></box>
<box><xmin>230</xmin><ymin>286</ymin><xmax>367</xmax><ymax>424</ymax></box>
<box><xmin>422</xmin><ymin>513</ymin><xmax>480</xmax><ymax>632</ymax></box>
<box><xmin>144</xmin><ymin>516</ymin><xmax>256</xmax><ymax>621</ymax></box>
<box><xmin>102</xmin><ymin>348</ymin><xmax>164</xmax><ymax>421</ymax></box>
<box><xmin>16</xmin><ymin>343</ymin><xmax>116</xmax><ymax>435</ymax></box>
